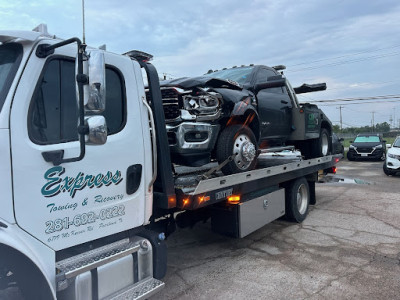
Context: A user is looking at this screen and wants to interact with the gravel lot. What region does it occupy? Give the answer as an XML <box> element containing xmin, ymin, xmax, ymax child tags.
<box><xmin>152</xmin><ymin>159</ymin><xmax>400</xmax><ymax>300</ymax></box>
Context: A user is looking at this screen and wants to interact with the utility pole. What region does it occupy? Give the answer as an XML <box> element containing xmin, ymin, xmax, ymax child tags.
<box><xmin>371</xmin><ymin>111</ymin><xmax>375</xmax><ymax>132</ymax></box>
<box><xmin>337</xmin><ymin>106</ymin><xmax>343</xmax><ymax>132</ymax></box>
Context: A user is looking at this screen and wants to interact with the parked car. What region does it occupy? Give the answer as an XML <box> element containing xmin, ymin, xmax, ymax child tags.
<box><xmin>347</xmin><ymin>133</ymin><xmax>386</xmax><ymax>161</ymax></box>
<box><xmin>332</xmin><ymin>133</ymin><xmax>344</xmax><ymax>155</ymax></box>
<box><xmin>150</xmin><ymin>65</ymin><xmax>332</xmax><ymax>174</ymax></box>
<box><xmin>383</xmin><ymin>136</ymin><xmax>400</xmax><ymax>176</ymax></box>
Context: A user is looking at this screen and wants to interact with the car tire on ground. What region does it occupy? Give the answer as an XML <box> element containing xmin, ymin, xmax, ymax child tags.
<box><xmin>285</xmin><ymin>177</ymin><xmax>310</xmax><ymax>223</ymax></box>
<box><xmin>216</xmin><ymin>124</ymin><xmax>258</xmax><ymax>175</ymax></box>
<box><xmin>380</xmin><ymin>152</ymin><xmax>386</xmax><ymax>161</ymax></box>
<box><xmin>383</xmin><ymin>162</ymin><xmax>395</xmax><ymax>176</ymax></box>
<box><xmin>347</xmin><ymin>152</ymin><xmax>355</xmax><ymax>161</ymax></box>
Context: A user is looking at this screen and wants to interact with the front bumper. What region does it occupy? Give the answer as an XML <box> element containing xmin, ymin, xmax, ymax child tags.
<box><xmin>386</xmin><ymin>154</ymin><xmax>400</xmax><ymax>170</ymax></box>
<box><xmin>347</xmin><ymin>148</ymin><xmax>384</xmax><ymax>160</ymax></box>
<box><xmin>166</xmin><ymin>122</ymin><xmax>220</xmax><ymax>167</ymax></box>
<box><xmin>166</xmin><ymin>122</ymin><xmax>220</xmax><ymax>154</ymax></box>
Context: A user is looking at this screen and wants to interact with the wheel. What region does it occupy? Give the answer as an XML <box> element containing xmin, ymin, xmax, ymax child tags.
<box><xmin>383</xmin><ymin>163</ymin><xmax>394</xmax><ymax>176</ymax></box>
<box><xmin>310</xmin><ymin>128</ymin><xmax>330</xmax><ymax>158</ymax></box>
<box><xmin>285</xmin><ymin>177</ymin><xmax>310</xmax><ymax>223</ymax></box>
<box><xmin>347</xmin><ymin>152</ymin><xmax>354</xmax><ymax>161</ymax></box>
<box><xmin>216</xmin><ymin>124</ymin><xmax>258</xmax><ymax>175</ymax></box>
<box><xmin>380</xmin><ymin>152</ymin><xmax>386</xmax><ymax>161</ymax></box>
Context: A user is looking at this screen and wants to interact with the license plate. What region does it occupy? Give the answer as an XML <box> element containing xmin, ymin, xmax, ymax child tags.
<box><xmin>361</xmin><ymin>153</ymin><xmax>368</xmax><ymax>157</ymax></box>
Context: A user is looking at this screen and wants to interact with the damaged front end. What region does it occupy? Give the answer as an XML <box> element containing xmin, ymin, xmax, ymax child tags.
<box><xmin>146</xmin><ymin>84</ymin><xmax>224</xmax><ymax>167</ymax></box>
<box><xmin>146</xmin><ymin>76</ymin><xmax>256</xmax><ymax>167</ymax></box>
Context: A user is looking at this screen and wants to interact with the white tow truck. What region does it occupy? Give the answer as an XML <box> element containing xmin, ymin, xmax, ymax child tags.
<box><xmin>0</xmin><ymin>25</ymin><xmax>339</xmax><ymax>299</ymax></box>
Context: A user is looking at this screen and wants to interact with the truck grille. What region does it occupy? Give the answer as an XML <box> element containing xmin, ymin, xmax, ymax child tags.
<box><xmin>146</xmin><ymin>88</ymin><xmax>180</xmax><ymax>121</ymax></box>
<box><xmin>357</xmin><ymin>147</ymin><xmax>372</xmax><ymax>153</ymax></box>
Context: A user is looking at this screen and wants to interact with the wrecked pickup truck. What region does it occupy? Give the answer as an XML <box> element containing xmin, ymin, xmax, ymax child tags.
<box><xmin>147</xmin><ymin>65</ymin><xmax>332</xmax><ymax>174</ymax></box>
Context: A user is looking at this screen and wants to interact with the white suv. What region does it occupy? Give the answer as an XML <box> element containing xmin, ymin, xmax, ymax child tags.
<box><xmin>383</xmin><ymin>136</ymin><xmax>400</xmax><ymax>176</ymax></box>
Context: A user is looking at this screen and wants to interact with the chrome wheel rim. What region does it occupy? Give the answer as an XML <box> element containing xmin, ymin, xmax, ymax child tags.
<box><xmin>296</xmin><ymin>184</ymin><xmax>308</xmax><ymax>215</ymax></box>
<box><xmin>233</xmin><ymin>133</ymin><xmax>256</xmax><ymax>170</ymax></box>
<box><xmin>321</xmin><ymin>132</ymin><xmax>329</xmax><ymax>156</ymax></box>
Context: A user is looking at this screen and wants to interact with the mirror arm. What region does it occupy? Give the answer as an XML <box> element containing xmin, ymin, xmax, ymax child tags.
<box><xmin>39</xmin><ymin>38</ymin><xmax>88</xmax><ymax>165</ymax></box>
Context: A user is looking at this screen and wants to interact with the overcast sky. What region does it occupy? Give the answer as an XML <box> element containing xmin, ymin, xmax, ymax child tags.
<box><xmin>1</xmin><ymin>0</ymin><xmax>400</xmax><ymax>128</ymax></box>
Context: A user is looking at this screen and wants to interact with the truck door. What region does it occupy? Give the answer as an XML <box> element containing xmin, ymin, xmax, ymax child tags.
<box><xmin>254</xmin><ymin>68</ymin><xmax>292</xmax><ymax>144</ymax></box>
<box><xmin>9</xmin><ymin>42</ymin><xmax>150</xmax><ymax>250</ymax></box>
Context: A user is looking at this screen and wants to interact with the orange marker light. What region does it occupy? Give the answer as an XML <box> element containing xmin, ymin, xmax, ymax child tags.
<box><xmin>198</xmin><ymin>196</ymin><xmax>210</xmax><ymax>205</ymax></box>
<box><xmin>227</xmin><ymin>195</ymin><xmax>241</xmax><ymax>204</ymax></box>
<box><xmin>183</xmin><ymin>199</ymin><xmax>190</xmax><ymax>207</ymax></box>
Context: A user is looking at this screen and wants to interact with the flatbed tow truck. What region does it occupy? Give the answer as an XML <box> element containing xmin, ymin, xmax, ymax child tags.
<box><xmin>0</xmin><ymin>25</ymin><xmax>339</xmax><ymax>300</ymax></box>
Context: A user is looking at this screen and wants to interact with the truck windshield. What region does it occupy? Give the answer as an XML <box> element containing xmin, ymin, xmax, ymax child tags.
<box><xmin>0</xmin><ymin>43</ymin><xmax>23</xmax><ymax>113</ymax></box>
<box><xmin>204</xmin><ymin>66</ymin><xmax>254</xmax><ymax>85</ymax></box>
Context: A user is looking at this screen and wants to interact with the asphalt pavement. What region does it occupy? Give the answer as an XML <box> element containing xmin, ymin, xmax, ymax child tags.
<box><xmin>152</xmin><ymin>159</ymin><xmax>400</xmax><ymax>299</ymax></box>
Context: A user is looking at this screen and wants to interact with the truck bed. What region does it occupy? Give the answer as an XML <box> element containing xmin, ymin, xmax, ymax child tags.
<box><xmin>173</xmin><ymin>154</ymin><xmax>340</xmax><ymax>210</ymax></box>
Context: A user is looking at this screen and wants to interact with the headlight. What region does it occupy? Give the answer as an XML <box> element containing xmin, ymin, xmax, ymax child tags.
<box><xmin>374</xmin><ymin>144</ymin><xmax>383</xmax><ymax>149</ymax></box>
<box><xmin>183</xmin><ymin>92</ymin><xmax>221</xmax><ymax>115</ymax></box>
<box><xmin>349</xmin><ymin>145</ymin><xmax>356</xmax><ymax>149</ymax></box>
<box><xmin>388</xmin><ymin>153</ymin><xmax>400</xmax><ymax>159</ymax></box>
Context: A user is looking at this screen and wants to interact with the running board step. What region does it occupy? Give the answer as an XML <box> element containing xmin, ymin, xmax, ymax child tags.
<box><xmin>56</xmin><ymin>238</ymin><xmax>141</xmax><ymax>288</ymax></box>
<box><xmin>105</xmin><ymin>277</ymin><xmax>165</xmax><ymax>300</ymax></box>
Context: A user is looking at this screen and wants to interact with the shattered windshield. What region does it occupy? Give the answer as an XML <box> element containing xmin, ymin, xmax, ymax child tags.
<box><xmin>204</xmin><ymin>66</ymin><xmax>254</xmax><ymax>85</ymax></box>
<box><xmin>0</xmin><ymin>43</ymin><xmax>23</xmax><ymax>113</ymax></box>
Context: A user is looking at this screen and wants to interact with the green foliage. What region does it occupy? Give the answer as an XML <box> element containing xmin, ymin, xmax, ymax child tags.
<box><xmin>333</xmin><ymin>122</ymin><xmax>391</xmax><ymax>134</ymax></box>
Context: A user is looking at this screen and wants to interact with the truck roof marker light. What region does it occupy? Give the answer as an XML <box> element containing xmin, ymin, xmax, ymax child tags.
<box><xmin>228</xmin><ymin>195</ymin><xmax>240</xmax><ymax>204</ymax></box>
<box><xmin>299</xmin><ymin>109</ymin><xmax>304</xmax><ymax>113</ymax></box>
<box><xmin>124</xmin><ymin>50</ymin><xmax>154</xmax><ymax>63</ymax></box>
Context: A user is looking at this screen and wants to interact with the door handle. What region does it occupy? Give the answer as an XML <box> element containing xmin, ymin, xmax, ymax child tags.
<box><xmin>126</xmin><ymin>164</ymin><xmax>142</xmax><ymax>195</ymax></box>
<box><xmin>281</xmin><ymin>100</ymin><xmax>289</xmax><ymax>104</ymax></box>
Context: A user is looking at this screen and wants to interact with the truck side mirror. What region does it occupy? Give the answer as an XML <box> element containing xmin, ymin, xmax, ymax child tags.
<box><xmin>80</xmin><ymin>50</ymin><xmax>106</xmax><ymax>113</ymax></box>
<box><xmin>85</xmin><ymin>115</ymin><xmax>107</xmax><ymax>145</ymax></box>
<box><xmin>254</xmin><ymin>78</ymin><xmax>286</xmax><ymax>93</ymax></box>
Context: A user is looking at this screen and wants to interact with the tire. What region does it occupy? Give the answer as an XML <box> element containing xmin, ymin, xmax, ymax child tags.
<box><xmin>311</xmin><ymin>128</ymin><xmax>330</xmax><ymax>158</ymax></box>
<box><xmin>216</xmin><ymin>124</ymin><xmax>258</xmax><ymax>175</ymax></box>
<box><xmin>383</xmin><ymin>163</ymin><xmax>394</xmax><ymax>176</ymax></box>
<box><xmin>347</xmin><ymin>152</ymin><xmax>354</xmax><ymax>161</ymax></box>
<box><xmin>285</xmin><ymin>177</ymin><xmax>310</xmax><ymax>223</ymax></box>
<box><xmin>380</xmin><ymin>152</ymin><xmax>386</xmax><ymax>161</ymax></box>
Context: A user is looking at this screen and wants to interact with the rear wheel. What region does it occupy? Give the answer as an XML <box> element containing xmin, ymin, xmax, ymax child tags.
<box><xmin>285</xmin><ymin>177</ymin><xmax>310</xmax><ymax>223</ymax></box>
<box><xmin>311</xmin><ymin>128</ymin><xmax>330</xmax><ymax>158</ymax></box>
<box><xmin>216</xmin><ymin>125</ymin><xmax>258</xmax><ymax>175</ymax></box>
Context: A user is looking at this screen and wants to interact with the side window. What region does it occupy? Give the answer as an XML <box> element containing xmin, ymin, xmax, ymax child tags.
<box><xmin>29</xmin><ymin>58</ymin><xmax>126</xmax><ymax>144</ymax></box>
<box><xmin>255</xmin><ymin>68</ymin><xmax>283</xmax><ymax>94</ymax></box>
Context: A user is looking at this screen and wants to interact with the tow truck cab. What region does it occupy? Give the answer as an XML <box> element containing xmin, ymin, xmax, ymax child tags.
<box><xmin>0</xmin><ymin>26</ymin><xmax>165</xmax><ymax>299</ymax></box>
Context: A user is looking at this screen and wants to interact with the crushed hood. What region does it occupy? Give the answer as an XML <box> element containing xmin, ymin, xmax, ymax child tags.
<box><xmin>159</xmin><ymin>76</ymin><xmax>242</xmax><ymax>90</ymax></box>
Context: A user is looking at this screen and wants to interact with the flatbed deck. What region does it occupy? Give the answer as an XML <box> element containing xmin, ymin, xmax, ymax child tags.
<box><xmin>174</xmin><ymin>154</ymin><xmax>341</xmax><ymax>209</ymax></box>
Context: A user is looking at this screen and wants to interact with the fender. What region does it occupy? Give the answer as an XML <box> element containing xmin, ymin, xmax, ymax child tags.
<box><xmin>228</xmin><ymin>104</ymin><xmax>260</xmax><ymax>142</ymax></box>
<box><xmin>0</xmin><ymin>219</ymin><xmax>56</xmax><ymax>299</ymax></box>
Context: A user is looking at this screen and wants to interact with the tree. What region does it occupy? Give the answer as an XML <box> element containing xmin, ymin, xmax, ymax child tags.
<box><xmin>375</xmin><ymin>122</ymin><xmax>390</xmax><ymax>133</ymax></box>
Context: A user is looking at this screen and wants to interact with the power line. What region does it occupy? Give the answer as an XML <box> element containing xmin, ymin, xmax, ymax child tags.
<box><xmin>325</xmin><ymin>78</ymin><xmax>400</xmax><ymax>91</ymax></box>
<box><xmin>307</xmin><ymin>94</ymin><xmax>400</xmax><ymax>103</ymax></box>
<box><xmin>317</xmin><ymin>99</ymin><xmax>400</xmax><ymax>106</ymax></box>
<box><xmin>287</xmin><ymin>51</ymin><xmax>400</xmax><ymax>73</ymax></box>
<box><xmin>288</xmin><ymin>44</ymin><xmax>400</xmax><ymax>68</ymax></box>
